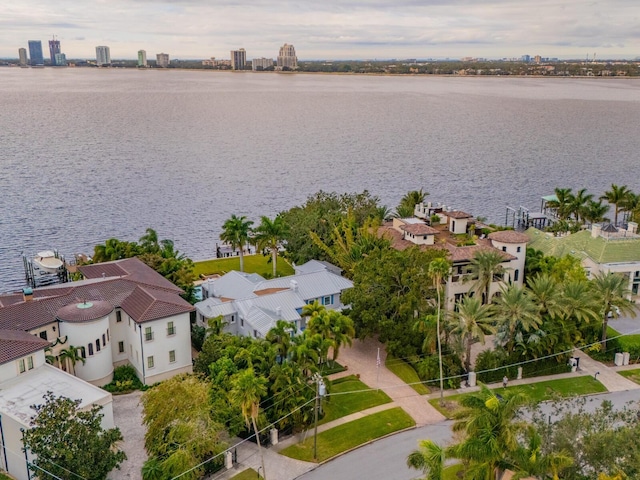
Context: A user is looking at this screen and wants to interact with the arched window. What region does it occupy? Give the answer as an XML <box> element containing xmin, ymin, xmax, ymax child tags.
<box><xmin>96</xmin><ymin>339</ymin><xmax>101</xmax><ymax>352</ymax></box>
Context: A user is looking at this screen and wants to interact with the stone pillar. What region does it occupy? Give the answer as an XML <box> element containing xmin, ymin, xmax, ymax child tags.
<box><xmin>225</xmin><ymin>450</ymin><xmax>233</xmax><ymax>470</ymax></box>
<box><xmin>468</xmin><ymin>371</ymin><xmax>477</xmax><ymax>387</ymax></box>
<box><xmin>623</xmin><ymin>352</ymin><xmax>630</xmax><ymax>366</ymax></box>
<box><xmin>517</xmin><ymin>367</ymin><xmax>523</xmax><ymax>380</ymax></box>
<box><xmin>270</xmin><ymin>428</ymin><xmax>279</xmax><ymax>446</ymax></box>
<box><xmin>614</xmin><ymin>353</ymin><xmax>624</xmax><ymax>366</ymax></box>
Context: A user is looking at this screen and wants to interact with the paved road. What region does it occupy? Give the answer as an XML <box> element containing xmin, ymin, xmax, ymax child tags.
<box><xmin>296</xmin><ymin>390</ymin><xmax>640</xmax><ymax>480</ymax></box>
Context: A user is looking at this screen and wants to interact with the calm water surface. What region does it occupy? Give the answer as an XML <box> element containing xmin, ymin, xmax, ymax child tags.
<box><xmin>1</xmin><ymin>69</ymin><xmax>639</xmax><ymax>292</ymax></box>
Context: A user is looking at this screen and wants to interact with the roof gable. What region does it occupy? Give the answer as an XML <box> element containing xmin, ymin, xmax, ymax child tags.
<box><xmin>0</xmin><ymin>330</ymin><xmax>50</xmax><ymax>364</ymax></box>
<box><xmin>120</xmin><ymin>286</ymin><xmax>194</xmax><ymax>323</ymax></box>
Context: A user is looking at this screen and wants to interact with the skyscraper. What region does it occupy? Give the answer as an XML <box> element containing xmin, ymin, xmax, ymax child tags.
<box><xmin>156</xmin><ymin>53</ymin><xmax>169</xmax><ymax>68</ymax></box>
<box><xmin>230</xmin><ymin>48</ymin><xmax>246</xmax><ymax>70</ymax></box>
<box><xmin>49</xmin><ymin>37</ymin><xmax>61</xmax><ymax>66</ymax></box>
<box><xmin>95</xmin><ymin>46</ymin><xmax>111</xmax><ymax>66</ymax></box>
<box><xmin>28</xmin><ymin>40</ymin><xmax>44</xmax><ymax>66</ymax></box>
<box><xmin>138</xmin><ymin>50</ymin><xmax>147</xmax><ymax>67</ymax></box>
<box><xmin>18</xmin><ymin>48</ymin><xmax>28</xmax><ymax>66</ymax></box>
<box><xmin>277</xmin><ymin>44</ymin><xmax>298</xmax><ymax>70</ymax></box>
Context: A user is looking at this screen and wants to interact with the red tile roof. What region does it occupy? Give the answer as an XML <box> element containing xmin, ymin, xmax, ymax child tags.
<box><xmin>444</xmin><ymin>210</ymin><xmax>473</xmax><ymax>219</ymax></box>
<box><xmin>488</xmin><ymin>231</ymin><xmax>530</xmax><ymax>244</ymax></box>
<box><xmin>121</xmin><ymin>286</ymin><xmax>194</xmax><ymax>323</ymax></box>
<box><xmin>56</xmin><ymin>300</ymin><xmax>114</xmax><ymax>323</ymax></box>
<box><xmin>0</xmin><ymin>329</ymin><xmax>50</xmax><ymax>365</ymax></box>
<box><xmin>78</xmin><ymin>258</ymin><xmax>182</xmax><ymax>293</ymax></box>
<box><xmin>400</xmin><ymin>224</ymin><xmax>438</xmax><ymax>235</ymax></box>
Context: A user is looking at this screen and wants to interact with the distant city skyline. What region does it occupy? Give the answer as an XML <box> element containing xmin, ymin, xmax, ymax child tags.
<box><xmin>2</xmin><ymin>0</ymin><xmax>639</xmax><ymax>60</ymax></box>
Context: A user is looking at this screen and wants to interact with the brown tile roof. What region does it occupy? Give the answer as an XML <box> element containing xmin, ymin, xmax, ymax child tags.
<box><xmin>0</xmin><ymin>329</ymin><xmax>50</xmax><ymax>365</ymax></box>
<box><xmin>400</xmin><ymin>224</ymin><xmax>438</xmax><ymax>235</ymax></box>
<box><xmin>444</xmin><ymin>243</ymin><xmax>516</xmax><ymax>263</ymax></box>
<box><xmin>444</xmin><ymin>210</ymin><xmax>473</xmax><ymax>219</ymax></box>
<box><xmin>78</xmin><ymin>258</ymin><xmax>182</xmax><ymax>293</ymax></box>
<box><xmin>56</xmin><ymin>300</ymin><xmax>114</xmax><ymax>323</ymax></box>
<box><xmin>121</xmin><ymin>286</ymin><xmax>194</xmax><ymax>324</ymax></box>
<box><xmin>488</xmin><ymin>231</ymin><xmax>530</xmax><ymax>244</ymax></box>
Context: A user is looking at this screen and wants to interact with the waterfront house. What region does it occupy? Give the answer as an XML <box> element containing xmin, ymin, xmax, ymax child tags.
<box><xmin>0</xmin><ymin>257</ymin><xmax>194</xmax><ymax>387</ymax></box>
<box><xmin>195</xmin><ymin>260</ymin><xmax>353</xmax><ymax>338</ymax></box>
<box><xmin>525</xmin><ymin>222</ymin><xmax>640</xmax><ymax>301</ymax></box>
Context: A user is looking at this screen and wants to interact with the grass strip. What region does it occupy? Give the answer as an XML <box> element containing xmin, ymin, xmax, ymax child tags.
<box><xmin>229</xmin><ymin>468</ymin><xmax>264</xmax><ymax>480</ymax></box>
<box><xmin>619</xmin><ymin>368</ymin><xmax>640</xmax><ymax>384</ymax></box>
<box><xmin>429</xmin><ymin>376</ymin><xmax>607</xmax><ymax>418</ymax></box>
<box><xmin>320</xmin><ymin>375</ymin><xmax>392</xmax><ymax>425</ymax></box>
<box><xmin>193</xmin><ymin>255</ymin><xmax>294</xmax><ymax>278</ymax></box>
<box><xmin>385</xmin><ymin>354</ymin><xmax>430</xmax><ymax>395</ymax></box>
<box><xmin>280</xmin><ymin>407</ymin><xmax>415</xmax><ymax>463</ymax></box>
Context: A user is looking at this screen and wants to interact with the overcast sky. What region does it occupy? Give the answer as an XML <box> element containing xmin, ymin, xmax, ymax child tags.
<box><xmin>3</xmin><ymin>0</ymin><xmax>639</xmax><ymax>60</ymax></box>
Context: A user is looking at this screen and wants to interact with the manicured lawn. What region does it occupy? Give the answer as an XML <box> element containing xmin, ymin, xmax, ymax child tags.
<box><xmin>320</xmin><ymin>375</ymin><xmax>392</xmax><ymax>425</ymax></box>
<box><xmin>386</xmin><ymin>355</ymin><xmax>430</xmax><ymax>395</ymax></box>
<box><xmin>280</xmin><ymin>407</ymin><xmax>415</xmax><ymax>463</ymax></box>
<box><xmin>229</xmin><ymin>468</ymin><xmax>264</xmax><ymax>480</ymax></box>
<box><xmin>429</xmin><ymin>376</ymin><xmax>607</xmax><ymax>418</ymax></box>
<box><xmin>193</xmin><ymin>254</ymin><xmax>294</xmax><ymax>278</ymax></box>
<box><xmin>619</xmin><ymin>368</ymin><xmax>640</xmax><ymax>384</ymax></box>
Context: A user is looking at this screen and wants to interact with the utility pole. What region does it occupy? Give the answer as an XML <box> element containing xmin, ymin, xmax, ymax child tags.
<box><xmin>313</xmin><ymin>373</ymin><xmax>326</xmax><ymax>461</ymax></box>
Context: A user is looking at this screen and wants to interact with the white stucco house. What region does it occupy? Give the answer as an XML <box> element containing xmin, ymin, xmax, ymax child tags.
<box><xmin>194</xmin><ymin>260</ymin><xmax>353</xmax><ymax>338</ymax></box>
<box><xmin>0</xmin><ymin>329</ymin><xmax>114</xmax><ymax>480</ymax></box>
<box><xmin>0</xmin><ymin>258</ymin><xmax>194</xmax><ymax>387</ymax></box>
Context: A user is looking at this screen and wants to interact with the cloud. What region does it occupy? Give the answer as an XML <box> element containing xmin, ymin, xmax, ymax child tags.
<box><xmin>2</xmin><ymin>0</ymin><xmax>639</xmax><ymax>59</ymax></box>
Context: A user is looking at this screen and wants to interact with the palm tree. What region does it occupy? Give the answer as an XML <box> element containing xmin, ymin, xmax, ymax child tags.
<box><xmin>429</xmin><ymin>257</ymin><xmax>451</xmax><ymax>402</ymax></box>
<box><xmin>622</xmin><ymin>191</ymin><xmax>640</xmax><ymax>223</ymax></box>
<box><xmin>510</xmin><ymin>427</ymin><xmax>573</xmax><ymax>480</ymax></box>
<box><xmin>560</xmin><ymin>280</ymin><xmax>600</xmax><ymax>325</ymax></box>
<box><xmin>569</xmin><ymin>188</ymin><xmax>593</xmax><ymax>223</ymax></box>
<box><xmin>328</xmin><ymin>310</ymin><xmax>355</xmax><ymax>363</ymax></box>
<box><xmin>220</xmin><ymin>214</ymin><xmax>254</xmax><ymax>272</ymax></box>
<box><xmin>493</xmin><ymin>284</ymin><xmax>541</xmax><ymax>354</ymax></box>
<box><xmin>291</xmin><ymin>335</ymin><xmax>320</xmax><ymax>376</ymax></box>
<box><xmin>547</xmin><ymin>187</ymin><xmax>574</xmax><ymax>221</ymax></box>
<box><xmin>582</xmin><ymin>199</ymin><xmax>610</xmax><ymax>224</ymax></box>
<box><xmin>448</xmin><ymin>384</ymin><xmax>528</xmax><ymax>479</ymax></box>
<box><xmin>58</xmin><ymin>345</ymin><xmax>86</xmax><ymax>375</ymax></box>
<box><xmin>407</xmin><ymin>439</ymin><xmax>446</xmax><ymax>480</ymax></box>
<box><xmin>413</xmin><ymin>314</ymin><xmax>438</xmax><ymax>354</ymax></box>
<box><xmin>591</xmin><ymin>271</ymin><xmax>636</xmax><ymax>342</ymax></box>
<box><xmin>253</xmin><ymin>215</ymin><xmax>289</xmax><ymax>277</ymax></box>
<box><xmin>468</xmin><ymin>250</ymin><xmax>506</xmax><ymax>305</ymax></box>
<box><xmin>396</xmin><ymin>188</ymin><xmax>428</xmax><ymax>218</ymax></box>
<box><xmin>302</xmin><ymin>300</ymin><xmax>326</xmax><ymax>320</ymax></box>
<box><xmin>600</xmin><ymin>184</ymin><xmax>631</xmax><ymax>226</ymax></box>
<box><xmin>230</xmin><ymin>368</ymin><xmax>268</xmax><ymax>480</ymax></box>
<box><xmin>266</xmin><ymin>319</ymin><xmax>294</xmax><ymax>362</ymax></box>
<box><xmin>449</xmin><ymin>296</ymin><xmax>495</xmax><ymax>373</ymax></box>
<box><xmin>139</xmin><ymin>228</ymin><xmax>161</xmax><ymax>254</ymax></box>
<box><xmin>527</xmin><ymin>273</ymin><xmax>563</xmax><ymax>320</ymax></box>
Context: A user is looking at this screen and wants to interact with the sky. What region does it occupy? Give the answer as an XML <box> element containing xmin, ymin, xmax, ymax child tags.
<box><xmin>2</xmin><ymin>0</ymin><xmax>639</xmax><ymax>60</ymax></box>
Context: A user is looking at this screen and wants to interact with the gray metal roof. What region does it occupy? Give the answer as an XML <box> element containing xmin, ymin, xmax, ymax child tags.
<box><xmin>255</xmin><ymin>271</ymin><xmax>353</xmax><ymax>301</ymax></box>
<box><xmin>195</xmin><ymin>297</ymin><xmax>238</xmax><ymax>318</ymax></box>
<box><xmin>294</xmin><ymin>259</ymin><xmax>342</xmax><ymax>276</ymax></box>
<box><xmin>204</xmin><ymin>271</ymin><xmax>265</xmax><ymax>299</ymax></box>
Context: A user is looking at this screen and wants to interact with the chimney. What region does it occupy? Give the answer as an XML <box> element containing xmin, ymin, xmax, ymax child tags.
<box><xmin>290</xmin><ymin>280</ymin><xmax>298</xmax><ymax>292</ymax></box>
<box><xmin>102</xmin><ymin>272</ymin><xmax>106</xmax><ymax>279</ymax></box>
<box><xmin>628</xmin><ymin>222</ymin><xmax>638</xmax><ymax>235</ymax></box>
<box><xmin>23</xmin><ymin>287</ymin><xmax>33</xmax><ymax>302</ymax></box>
<box><xmin>276</xmin><ymin>306</ymin><xmax>282</xmax><ymax>318</ymax></box>
<box><xmin>591</xmin><ymin>223</ymin><xmax>602</xmax><ymax>238</ymax></box>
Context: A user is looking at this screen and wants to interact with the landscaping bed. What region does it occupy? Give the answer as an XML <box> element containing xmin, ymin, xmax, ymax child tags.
<box><xmin>193</xmin><ymin>255</ymin><xmax>294</xmax><ymax>278</ymax></box>
<box><xmin>321</xmin><ymin>375</ymin><xmax>392</xmax><ymax>425</ymax></box>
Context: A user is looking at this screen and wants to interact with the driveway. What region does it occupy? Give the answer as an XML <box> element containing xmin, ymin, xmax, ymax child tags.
<box><xmin>110</xmin><ymin>391</ymin><xmax>146</xmax><ymax>480</ymax></box>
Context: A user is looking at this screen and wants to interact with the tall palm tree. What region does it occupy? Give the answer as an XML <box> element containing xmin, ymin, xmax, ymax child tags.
<box><xmin>220</xmin><ymin>214</ymin><xmax>254</xmax><ymax>272</ymax></box>
<box><xmin>448</xmin><ymin>384</ymin><xmax>528</xmax><ymax>480</ymax></box>
<box><xmin>266</xmin><ymin>319</ymin><xmax>294</xmax><ymax>362</ymax></box>
<box><xmin>328</xmin><ymin>310</ymin><xmax>355</xmax><ymax>363</ymax></box>
<box><xmin>547</xmin><ymin>187</ymin><xmax>574</xmax><ymax>221</ymax></box>
<box><xmin>407</xmin><ymin>439</ymin><xmax>446</xmax><ymax>480</ymax></box>
<box><xmin>591</xmin><ymin>271</ymin><xmax>636</xmax><ymax>342</ymax></box>
<box><xmin>58</xmin><ymin>345</ymin><xmax>86</xmax><ymax>375</ymax></box>
<box><xmin>469</xmin><ymin>250</ymin><xmax>506</xmax><ymax>305</ymax></box>
<box><xmin>493</xmin><ymin>284</ymin><xmax>541</xmax><ymax>354</ymax></box>
<box><xmin>600</xmin><ymin>184</ymin><xmax>631</xmax><ymax>226</ymax></box>
<box><xmin>429</xmin><ymin>257</ymin><xmax>451</xmax><ymax>402</ymax></box>
<box><xmin>139</xmin><ymin>228</ymin><xmax>161</xmax><ymax>254</ymax></box>
<box><xmin>560</xmin><ymin>280</ymin><xmax>600</xmax><ymax>325</ymax></box>
<box><xmin>449</xmin><ymin>296</ymin><xmax>495</xmax><ymax>373</ymax></box>
<box><xmin>230</xmin><ymin>368</ymin><xmax>268</xmax><ymax>480</ymax></box>
<box><xmin>622</xmin><ymin>191</ymin><xmax>640</xmax><ymax>223</ymax></box>
<box><xmin>527</xmin><ymin>273</ymin><xmax>563</xmax><ymax>320</ymax></box>
<box><xmin>582</xmin><ymin>199</ymin><xmax>610</xmax><ymax>224</ymax></box>
<box><xmin>510</xmin><ymin>427</ymin><xmax>573</xmax><ymax>480</ymax></box>
<box><xmin>569</xmin><ymin>188</ymin><xmax>593</xmax><ymax>223</ymax></box>
<box><xmin>413</xmin><ymin>314</ymin><xmax>438</xmax><ymax>354</ymax></box>
<box><xmin>302</xmin><ymin>300</ymin><xmax>326</xmax><ymax>319</ymax></box>
<box><xmin>396</xmin><ymin>188</ymin><xmax>428</xmax><ymax>218</ymax></box>
<box><xmin>253</xmin><ymin>215</ymin><xmax>289</xmax><ymax>277</ymax></box>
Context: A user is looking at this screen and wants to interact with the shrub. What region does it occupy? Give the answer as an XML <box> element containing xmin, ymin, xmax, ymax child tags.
<box><xmin>191</xmin><ymin>324</ymin><xmax>206</xmax><ymax>351</ymax></box>
<box><xmin>415</xmin><ymin>352</ymin><xmax>463</xmax><ymax>389</ymax></box>
<box><xmin>103</xmin><ymin>365</ymin><xmax>143</xmax><ymax>393</ymax></box>
<box><xmin>475</xmin><ymin>348</ymin><xmax>570</xmax><ymax>383</ymax></box>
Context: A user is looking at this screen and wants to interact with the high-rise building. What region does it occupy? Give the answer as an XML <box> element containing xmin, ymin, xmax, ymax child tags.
<box><xmin>18</xmin><ymin>48</ymin><xmax>28</xmax><ymax>66</ymax></box>
<box><xmin>49</xmin><ymin>37</ymin><xmax>61</xmax><ymax>66</ymax></box>
<box><xmin>54</xmin><ymin>53</ymin><xmax>67</xmax><ymax>66</ymax></box>
<box><xmin>277</xmin><ymin>43</ymin><xmax>298</xmax><ymax>70</ymax></box>
<box><xmin>138</xmin><ymin>50</ymin><xmax>147</xmax><ymax>67</ymax></box>
<box><xmin>230</xmin><ymin>48</ymin><xmax>246</xmax><ymax>70</ymax></box>
<box><xmin>28</xmin><ymin>40</ymin><xmax>44</xmax><ymax>66</ymax></box>
<box><xmin>252</xmin><ymin>57</ymin><xmax>274</xmax><ymax>71</ymax></box>
<box><xmin>156</xmin><ymin>53</ymin><xmax>169</xmax><ymax>68</ymax></box>
<box><xmin>95</xmin><ymin>46</ymin><xmax>111</xmax><ymax>66</ymax></box>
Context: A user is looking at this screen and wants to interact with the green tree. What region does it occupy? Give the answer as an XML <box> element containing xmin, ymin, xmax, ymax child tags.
<box><xmin>547</xmin><ymin>187</ymin><xmax>574</xmax><ymax>221</ymax></box>
<box><xmin>266</xmin><ymin>319</ymin><xmax>295</xmax><ymax>361</ymax></box>
<box><xmin>23</xmin><ymin>392</ymin><xmax>126</xmax><ymax>480</ymax></box>
<box><xmin>527</xmin><ymin>273</ymin><xmax>563</xmax><ymax>319</ymax></box>
<box><xmin>220</xmin><ymin>214</ymin><xmax>254</xmax><ymax>272</ymax></box>
<box><xmin>142</xmin><ymin>374</ymin><xmax>227</xmax><ymax>480</ymax></box>
<box><xmin>58</xmin><ymin>345</ymin><xmax>86</xmax><ymax>375</ymax></box>
<box><xmin>492</xmin><ymin>284</ymin><xmax>541</xmax><ymax>354</ymax></box>
<box><xmin>253</xmin><ymin>215</ymin><xmax>289</xmax><ymax>277</ymax></box>
<box><xmin>396</xmin><ymin>188</ymin><xmax>428</xmax><ymax>218</ymax></box>
<box><xmin>583</xmin><ymin>199</ymin><xmax>610</xmax><ymax>224</ymax></box>
<box><xmin>231</xmin><ymin>368</ymin><xmax>269</xmax><ymax>480</ymax></box>
<box><xmin>569</xmin><ymin>188</ymin><xmax>594</xmax><ymax>223</ymax></box>
<box><xmin>430</xmin><ymin>257</ymin><xmax>451</xmax><ymax>401</ymax></box>
<box><xmin>449</xmin><ymin>296</ymin><xmax>495</xmax><ymax>373</ymax></box>
<box><xmin>591</xmin><ymin>271</ymin><xmax>636</xmax><ymax>342</ymax></box>
<box><xmin>407</xmin><ymin>439</ymin><xmax>446</xmax><ymax>480</ymax></box>
<box><xmin>600</xmin><ymin>184</ymin><xmax>631</xmax><ymax>226</ymax></box>
<box><xmin>468</xmin><ymin>250</ymin><xmax>506</xmax><ymax>304</ymax></box>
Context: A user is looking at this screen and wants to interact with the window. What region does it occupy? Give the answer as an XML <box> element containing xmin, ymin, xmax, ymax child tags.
<box><xmin>88</xmin><ymin>343</ymin><xmax>94</xmax><ymax>356</ymax></box>
<box><xmin>107</xmin><ymin>329</ymin><xmax>110</xmax><ymax>341</ymax></box>
<box><xmin>102</xmin><ymin>334</ymin><xmax>106</xmax><ymax>347</ymax></box>
<box><xmin>322</xmin><ymin>295</ymin><xmax>333</xmax><ymax>306</ymax></box>
<box><xmin>230</xmin><ymin>315</ymin><xmax>236</xmax><ymax>324</ymax></box>
<box><xmin>39</xmin><ymin>330</ymin><xmax>48</xmax><ymax>340</ymax></box>
<box><xmin>118</xmin><ymin>341</ymin><xmax>125</xmax><ymax>353</ymax></box>
<box><xmin>96</xmin><ymin>339</ymin><xmax>101</xmax><ymax>352</ymax></box>
<box><xmin>167</xmin><ymin>321</ymin><xmax>176</xmax><ymax>336</ymax></box>
<box><xmin>253</xmin><ymin>329</ymin><xmax>258</xmax><ymax>338</ymax></box>
<box><xmin>147</xmin><ymin>356</ymin><xmax>154</xmax><ymax>369</ymax></box>
<box><xmin>27</xmin><ymin>356</ymin><xmax>34</xmax><ymax>370</ymax></box>
<box><xmin>145</xmin><ymin>327</ymin><xmax>153</xmax><ymax>342</ymax></box>
<box><xmin>502</xmin><ymin>246</ymin><xmax>507</xmax><ymax>252</ymax></box>
<box><xmin>241</xmin><ymin>318</ymin><xmax>244</xmax><ymax>327</ymax></box>
<box><xmin>80</xmin><ymin>347</ymin><xmax>86</xmax><ymax>359</ymax></box>
<box><xmin>517</xmin><ymin>246</ymin><xmax>521</xmax><ymax>253</ymax></box>
<box><xmin>19</xmin><ymin>359</ymin><xmax>26</xmax><ymax>373</ymax></box>
<box><xmin>116</xmin><ymin>310</ymin><xmax>122</xmax><ymax>322</ymax></box>
<box><xmin>514</xmin><ymin>269</ymin><xmax>519</xmax><ymax>282</ymax></box>
<box><xmin>169</xmin><ymin>350</ymin><xmax>176</xmax><ymax>363</ymax></box>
